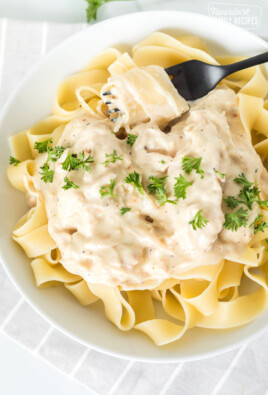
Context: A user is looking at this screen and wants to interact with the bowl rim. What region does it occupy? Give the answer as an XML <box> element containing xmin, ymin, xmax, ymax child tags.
<box><xmin>1</xmin><ymin>9</ymin><xmax>268</xmax><ymax>363</ymax></box>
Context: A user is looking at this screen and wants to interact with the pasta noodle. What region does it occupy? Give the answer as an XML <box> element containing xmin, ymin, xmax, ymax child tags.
<box><xmin>7</xmin><ymin>32</ymin><xmax>268</xmax><ymax>346</ymax></box>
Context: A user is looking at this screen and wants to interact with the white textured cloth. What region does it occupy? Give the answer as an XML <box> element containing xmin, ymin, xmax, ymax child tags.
<box><xmin>1</xmin><ymin>2</ymin><xmax>268</xmax><ymax>394</ymax></box>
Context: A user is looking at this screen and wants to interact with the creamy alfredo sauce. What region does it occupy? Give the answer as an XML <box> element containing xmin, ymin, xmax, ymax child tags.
<box><xmin>32</xmin><ymin>66</ymin><xmax>267</xmax><ymax>290</ymax></box>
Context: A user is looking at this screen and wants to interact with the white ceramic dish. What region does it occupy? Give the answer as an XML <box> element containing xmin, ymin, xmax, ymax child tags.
<box><xmin>1</xmin><ymin>11</ymin><xmax>268</xmax><ymax>362</ymax></box>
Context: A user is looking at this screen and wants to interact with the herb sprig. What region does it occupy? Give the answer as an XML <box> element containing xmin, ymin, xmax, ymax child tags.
<box><xmin>147</xmin><ymin>176</ymin><xmax>176</xmax><ymax>206</ymax></box>
<box><xmin>223</xmin><ymin>207</ymin><xmax>248</xmax><ymax>231</ymax></box>
<box><xmin>62</xmin><ymin>151</ymin><xmax>94</xmax><ymax>173</ymax></box>
<box><xmin>174</xmin><ymin>174</ymin><xmax>193</xmax><ymax>200</ymax></box>
<box><xmin>34</xmin><ymin>139</ymin><xmax>52</xmax><ymax>153</ymax></box>
<box><xmin>182</xmin><ymin>156</ymin><xmax>204</xmax><ymax>178</ymax></box>
<box><xmin>9</xmin><ymin>156</ymin><xmax>21</xmax><ymax>166</ymax></box>
<box><xmin>102</xmin><ymin>150</ymin><xmax>122</xmax><ymax>167</ymax></box>
<box><xmin>189</xmin><ymin>210</ymin><xmax>208</xmax><ymax>230</ymax></box>
<box><xmin>99</xmin><ymin>179</ymin><xmax>116</xmax><ymax>199</ymax></box>
<box><xmin>125</xmin><ymin>171</ymin><xmax>144</xmax><ymax>194</ymax></box>
<box><xmin>120</xmin><ymin>207</ymin><xmax>131</xmax><ymax>215</ymax></box>
<box><xmin>250</xmin><ymin>214</ymin><xmax>268</xmax><ymax>234</ymax></box>
<box><xmin>62</xmin><ymin>176</ymin><xmax>79</xmax><ymax>190</ymax></box>
<box><xmin>126</xmin><ymin>134</ymin><xmax>138</xmax><ymax>147</ymax></box>
<box><xmin>40</xmin><ymin>163</ymin><xmax>54</xmax><ymax>183</ymax></box>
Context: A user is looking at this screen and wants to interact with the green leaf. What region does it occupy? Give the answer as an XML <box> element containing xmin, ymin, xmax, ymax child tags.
<box><xmin>125</xmin><ymin>171</ymin><xmax>144</xmax><ymax>195</ymax></box>
<box><xmin>126</xmin><ymin>133</ymin><xmax>138</xmax><ymax>147</ymax></box>
<box><xmin>62</xmin><ymin>151</ymin><xmax>94</xmax><ymax>173</ymax></box>
<box><xmin>250</xmin><ymin>214</ymin><xmax>268</xmax><ymax>234</ymax></box>
<box><xmin>237</xmin><ymin>186</ymin><xmax>260</xmax><ymax>210</ymax></box>
<box><xmin>223</xmin><ymin>207</ymin><xmax>249</xmax><ymax>231</ymax></box>
<box><xmin>223</xmin><ymin>196</ymin><xmax>240</xmax><ymax>209</ymax></box>
<box><xmin>120</xmin><ymin>207</ymin><xmax>131</xmax><ymax>215</ymax></box>
<box><xmin>234</xmin><ymin>173</ymin><xmax>254</xmax><ymax>188</ymax></box>
<box><xmin>34</xmin><ymin>139</ymin><xmax>53</xmax><ymax>153</ymax></box>
<box><xmin>147</xmin><ymin>176</ymin><xmax>176</xmax><ymax>206</ymax></box>
<box><xmin>182</xmin><ymin>156</ymin><xmax>204</xmax><ymax>178</ymax></box>
<box><xmin>174</xmin><ymin>174</ymin><xmax>193</xmax><ymax>200</ymax></box>
<box><xmin>189</xmin><ymin>210</ymin><xmax>208</xmax><ymax>230</ymax></box>
<box><xmin>99</xmin><ymin>179</ymin><xmax>116</xmax><ymax>199</ymax></box>
<box><xmin>40</xmin><ymin>163</ymin><xmax>54</xmax><ymax>183</ymax></box>
<box><xmin>47</xmin><ymin>146</ymin><xmax>65</xmax><ymax>163</ymax></box>
<box><xmin>62</xmin><ymin>176</ymin><xmax>79</xmax><ymax>190</ymax></box>
<box><xmin>102</xmin><ymin>150</ymin><xmax>122</xmax><ymax>167</ymax></box>
<box><xmin>9</xmin><ymin>156</ymin><xmax>21</xmax><ymax>166</ymax></box>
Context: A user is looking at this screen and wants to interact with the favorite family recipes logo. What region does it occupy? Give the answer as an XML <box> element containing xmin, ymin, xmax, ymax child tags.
<box><xmin>208</xmin><ymin>2</ymin><xmax>262</xmax><ymax>29</ymax></box>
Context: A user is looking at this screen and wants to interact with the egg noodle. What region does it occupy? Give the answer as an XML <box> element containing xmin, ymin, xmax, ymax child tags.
<box><xmin>7</xmin><ymin>33</ymin><xmax>268</xmax><ymax>346</ymax></box>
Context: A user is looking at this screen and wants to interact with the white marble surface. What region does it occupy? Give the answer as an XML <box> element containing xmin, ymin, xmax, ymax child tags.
<box><xmin>1</xmin><ymin>1</ymin><xmax>268</xmax><ymax>395</ymax></box>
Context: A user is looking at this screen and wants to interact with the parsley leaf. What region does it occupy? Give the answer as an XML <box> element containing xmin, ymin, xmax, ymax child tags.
<box><xmin>234</xmin><ymin>173</ymin><xmax>254</xmax><ymax>188</ymax></box>
<box><xmin>214</xmin><ymin>169</ymin><xmax>225</xmax><ymax>179</ymax></box>
<box><xmin>62</xmin><ymin>176</ymin><xmax>79</xmax><ymax>190</ymax></box>
<box><xmin>250</xmin><ymin>214</ymin><xmax>268</xmax><ymax>234</ymax></box>
<box><xmin>257</xmin><ymin>199</ymin><xmax>268</xmax><ymax>208</ymax></box>
<box><xmin>189</xmin><ymin>210</ymin><xmax>208</xmax><ymax>230</ymax></box>
<box><xmin>47</xmin><ymin>146</ymin><xmax>65</xmax><ymax>162</ymax></box>
<box><xmin>34</xmin><ymin>139</ymin><xmax>53</xmax><ymax>153</ymax></box>
<box><xmin>182</xmin><ymin>156</ymin><xmax>204</xmax><ymax>178</ymax></box>
<box><xmin>102</xmin><ymin>150</ymin><xmax>122</xmax><ymax>167</ymax></box>
<box><xmin>40</xmin><ymin>163</ymin><xmax>54</xmax><ymax>183</ymax></box>
<box><xmin>224</xmin><ymin>196</ymin><xmax>240</xmax><ymax>209</ymax></box>
<box><xmin>126</xmin><ymin>133</ymin><xmax>138</xmax><ymax>147</ymax></box>
<box><xmin>237</xmin><ymin>185</ymin><xmax>260</xmax><ymax>210</ymax></box>
<box><xmin>224</xmin><ymin>207</ymin><xmax>249</xmax><ymax>231</ymax></box>
<box><xmin>9</xmin><ymin>156</ymin><xmax>21</xmax><ymax>166</ymax></box>
<box><xmin>125</xmin><ymin>171</ymin><xmax>144</xmax><ymax>194</ymax></box>
<box><xmin>99</xmin><ymin>179</ymin><xmax>116</xmax><ymax>199</ymax></box>
<box><xmin>174</xmin><ymin>174</ymin><xmax>193</xmax><ymax>200</ymax></box>
<box><xmin>120</xmin><ymin>207</ymin><xmax>131</xmax><ymax>215</ymax></box>
<box><xmin>147</xmin><ymin>176</ymin><xmax>176</xmax><ymax>206</ymax></box>
<box><xmin>62</xmin><ymin>151</ymin><xmax>94</xmax><ymax>173</ymax></box>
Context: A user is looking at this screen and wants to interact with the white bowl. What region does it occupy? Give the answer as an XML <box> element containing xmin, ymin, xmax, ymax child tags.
<box><xmin>0</xmin><ymin>11</ymin><xmax>268</xmax><ymax>362</ymax></box>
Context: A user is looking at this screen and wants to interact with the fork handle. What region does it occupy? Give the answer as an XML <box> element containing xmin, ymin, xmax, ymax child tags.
<box><xmin>222</xmin><ymin>52</ymin><xmax>268</xmax><ymax>76</ymax></box>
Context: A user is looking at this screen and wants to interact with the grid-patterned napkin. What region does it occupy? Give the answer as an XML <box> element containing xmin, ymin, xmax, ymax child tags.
<box><xmin>1</xmin><ymin>2</ymin><xmax>268</xmax><ymax>394</ymax></box>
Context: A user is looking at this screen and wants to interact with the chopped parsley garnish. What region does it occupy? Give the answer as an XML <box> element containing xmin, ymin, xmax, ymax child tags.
<box><xmin>62</xmin><ymin>151</ymin><xmax>94</xmax><ymax>173</ymax></box>
<box><xmin>182</xmin><ymin>156</ymin><xmax>204</xmax><ymax>178</ymax></box>
<box><xmin>189</xmin><ymin>210</ymin><xmax>209</xmax><ymax>230</ymax></box>
<box><xmin>250</xmin><ymin>214</ymin><xmax>268</xmax><ymax>234</ymax></box>
<box><xmin>34</xmin><ymin>139</ymin><xmax>53</xmax><ymax>153</ymax></box>
<box><xmin>147</xmin><ymin>176</ymin><xmax>176</xmax><ymax>206</ymax></box>
<box><xmin>234</xmin><ymin>173</ymin><xmax>254</xmax><ymax>189</ymax></box>
<box><xmin>161</xmin><ymin>160</ymin><xmax>166</xmax><ymax>164</ymax></box>
<box><xmin>126</xmin><ymin>134</ymin><xmax>138</xmax><ymax>147</ymax></box>
<box><xmin>174</xmin><ymin>174</ymin><xmax>193</xmax><ymax>200</ymax></box>
<box><xmin>47</xmin><ymin>146</ymin><xmax>65</xmax><ymax>162</ymax></box>
<box><xmin>102</xmin><ymin>150</ymin><xmax>122</xmax><ymax>167</ymax></box>
<box><xmin>223</xmin><ymin>207</ymin><xmax>248</xmax><ymax>231</ymax></box>
<box><xmin>9</xmin><ymin>156</ymin><xmax>21</xmax><ymax>166</ymax></box>
<box><xmin>224</xmin><ymin>196</ymin><xmax>240</xmax><ymax>209</ymax></box>
<box><xmin>99</xmin><ymin>179</ymin><xmax>116</xmax><ymax>199</ymax></box>
<box><xmin>40</xmin><ymin>163</ymin><xmax>54</xmax><ymax>183</ymax></box>
<box><xmin>214</xmin><ymin>169</ymin><xmax>225</xmax><ymax>179</ymax></box>
<box><xmin>120</xmin><ymin>207</ymin><xmax>131</xmax><ymax>215</ymax></box>
<box><xmin>257</xmin><ymin>199</ymin><xmax>268</xmax><ymax>208</ymax></box>
<box><xmin>62</xmin><ymin>176</ymin><xmax>79</xmax><ymax>190</ymax></box>
<box><xmin>125</xmin><ymin>171</ymin><xmax>144</xmax><ymax>194</ymax></box>
<box><xmin>237</xmin><ymin>185</ymin><xmax>260</xmax><ymax>210</ymax></box>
